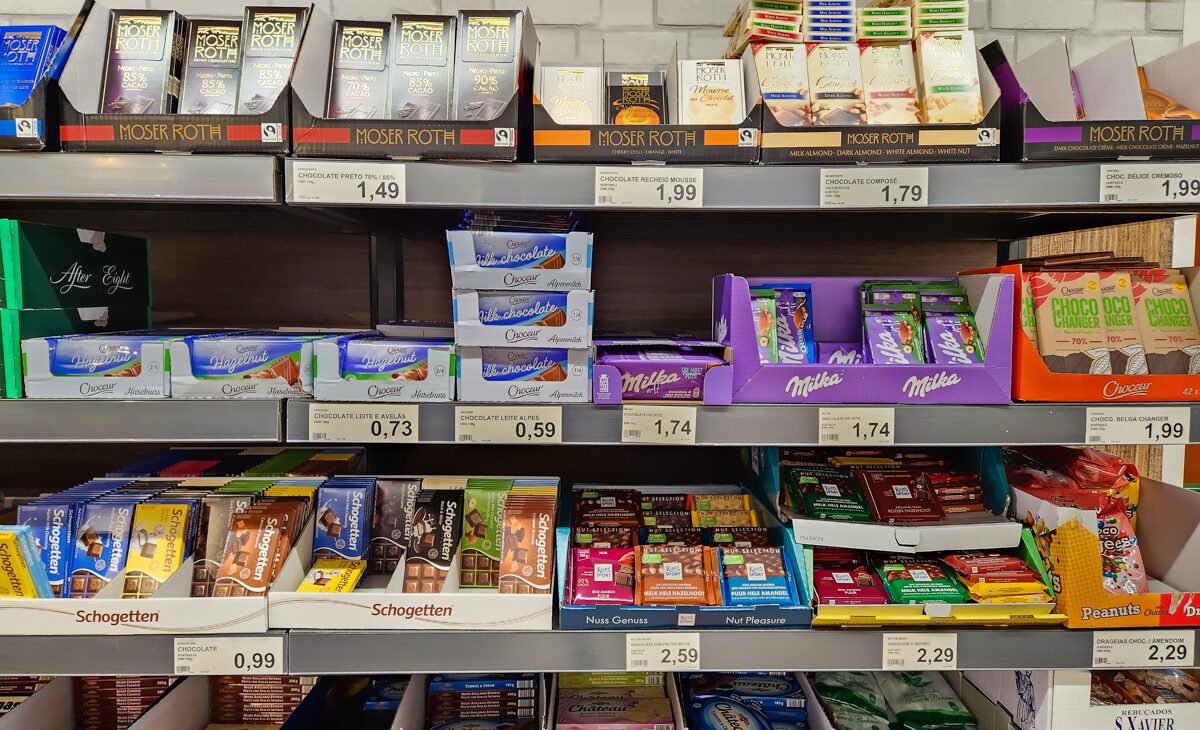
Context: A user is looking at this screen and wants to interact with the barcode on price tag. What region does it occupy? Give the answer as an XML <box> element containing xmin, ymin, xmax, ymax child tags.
<box><xmin>289</xmin><ymin>161</ymin><xmax>406</xmax><ymax>205</ymax></box>
<box><xmin>595</xmin><ymin>167</ymin><xmax>703</xmax><ymax>208</ymax></box>
<box><xmin>1100</xmin><ymin>164</ymin><xmax>1200</xmax><ymax>204</ymax></box>
<box><xmin>820</xmin><ymin>167</ymin><xmax>928</xmax><ymax>208</ymax></box>
<box><xmin>622</xmin><ymin>405</ymin><xmax>697</xmax><ymax>444</ymax></box>
<box><xmin>174</xmin><ymin>636</ymin><xmax>284</xmax><ymax>675</ymax></box>
<box><xmin>883</xmin><ymin>633</ymin><xmax>958</xmax><ymax>670</ymax></box>
<box><xmin>1085</xmin><ymin>407</ymin><xmax>1190</xmax><ymax>445</ymax></box>
<box><xmin>308</xmin><ymin>404</ymin><xmax>419</xmax><ymax>443</ymax></box>
<box><xmin>455</xmin><ymin>406</ymin><xmax>563</xmax><ymax>443</ymax></box>
<box><xmin>626</xmin><ymin>632</ymin><xmax>701</xmax><ymax>671</ymax></box>
<box><xmin>819</xmin><ymin>408</ymin><xmax>895</xmax><ymax>445</ymax></box>
<box><xmin>1093</xmin><ymin>631</ymin><xmax>1194</xmax><ymax>668</ymax></box>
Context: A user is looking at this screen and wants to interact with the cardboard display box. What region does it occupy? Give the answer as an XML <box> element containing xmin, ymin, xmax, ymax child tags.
<box><xmin>1013</xmin><ymin>475</ymin><xmax>1200</xmax><ymax>629</ymax></box>
<box><xmin>712</xmin><ymin>273</ymin><xmax>1014</xmax><ymax>404</ymax></box>
<box><xmin>975</xmin><ymin>264</ymin><xmax>1200</xmax><ymax>402</ymax></box>
<box><xmin>556</xmin><ymin>484</ymin><xmax>814</xmax><ymax>630</ymax></box>
<box><xmin>0</xmin><ymin>19</ymin><xmax>81</xmax><ymax>151</ymax></box>
<box><xmin>57</xmin><ymin>1</ymin><xmax>309</xmax><ymax>153</ymax></box>
<box><xmin>533</xmin><ymin>46</ymin><xmax>763</xmax><ymax>163</ymax></box>
<box><xmin>313</xmin><ymin>334</ymin><xmax>456</xmax><ymax>403</ymax></box>
<box><xmin>592</xmin><ymin>338</ymin><xmax>734</xmax><ymax>406</ymax></box>
<box><xmin>982</xmin><ymin>38</ymin><xmax>1200</xmax><ymax>162</ymax></box>
<box><xmin>453</xmin><ymin>289</ymin><xmax>593</xmax><ymax>348</ymax></box>
<box><xmin>457</xmin><ymin>345</ymin><xmax>592</xmax><ymax>403</ymax></box>
<box><xmin>291</xmin><ymin>6</ymin><xmax>536</xmax><ymax>161</ymax></box>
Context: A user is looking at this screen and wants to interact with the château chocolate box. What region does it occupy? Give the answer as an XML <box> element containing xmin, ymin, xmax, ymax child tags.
<box><xmin>533</xmin><ymin>46</ymin><xmax>763</xmax><ymax>163</ymax></box>
<box><xmin>57</xmin><ymin>1</ymin><xmax>311</xmax><ymax>153</ymax></box>
<box><xmin>982</xmin><ymin>38</ymin><xmax>1200</xmax><ymax>162</ymax></box>
<box><xmin>291</xmin><ymin>6</ymin><xmax>537</xmax><ymax>161</ymax></box>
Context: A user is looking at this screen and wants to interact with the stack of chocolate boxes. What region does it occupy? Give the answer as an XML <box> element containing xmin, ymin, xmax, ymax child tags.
<box><xmin>450</xmin><ymin>211</ymin><xmax>594</xmax><ymax>402</ymax></box>
<box><xmin>0</xmin><ymin>221</ymin><xmax>150</xmax><ymax>398</ymax></box>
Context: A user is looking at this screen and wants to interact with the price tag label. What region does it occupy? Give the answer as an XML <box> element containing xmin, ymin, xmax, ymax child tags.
<box><xmin>1101</xmin><ymin>164</ymin><xmax>1200</xmax><ymax>204</ymax></box>
<box><xmin>595</xmin><ymin>167</ymin><xmax>704</xmax><ymax>208</ymax></box>
<box><xmin>1086</xmin><ymin>407</ymin><xmax>1190</xmax><ymax>445</ymax></box>
<box><xmin>308</xmin><ymin>403</ymin><xmax>419</xmax><ymax>443</ymax></box>
<box><xmin>455</xmin><ymin>406</ymin><xmax>563</xmax><ymax>444</ymax></box>
<box><xmin>819</xmin><ymin>408</ymin><xmax>896</xmax><ymax>445</ymax></box>
<box><xmin>626</xmin><ymin>632</ymin><xmax>701</xmax><ymax>671</ymax></box>
<box><xmin>622</xmin><ymin>405</ymin><xmax>698</xmax><ymax>445</ymax></box>
<box><xmin>290</xmin><ymin>161</ymin><xmax>406</xmax><ymax>205</ymax></box>
<box><xmin>820</xmin><ymin>167</ymin><xmax>929</xmax><ymax>208</ymax></box>
<box><xmin>174</xmin><ymin>636</ymin><xmax>284</xmax><ymax>675</ymax></box>
<box><xmin>883</xmin><ymin>633</ymin><xmax>958</xmax><ymax>670</ymax></box>
<box><xmin>1093</xmin><ymin>631</ymin><xmax>1195</xmax><ymax>668</ymax></box>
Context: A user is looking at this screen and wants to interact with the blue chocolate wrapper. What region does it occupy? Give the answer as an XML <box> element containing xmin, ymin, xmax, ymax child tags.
<box><xmin>312</xmin><ymin>481</ymin><xmax>375</xmax><ymax>560</ymax></box>
<box><xmin>188</xmin><ymin>333</ymin><xmax>325</xmax><ymax>378</ymax></box>
<box><xmin>689</xmin><ymin>697</ymin><xmax>773</xmax><ymax>730</ymax></box>
<box><xmin>775</xmin><ymin>288</ymin><xmax>815</xmax><ymax>364</ymax></box>
<box><xmin>71</xmin><ymin>499</ymin><xmax>140</xmax><ymax>586</ymax></box>
<box><xmin>468</xmin><ymin>232</ymin><xmax>568</xmax><ymax>269</ymax></box>
<box><xmin>481</xmin><ymin>348</ymin><xmax>569</xmax><ymax>381</ymax></box>
<box><xmin>18</xmin><ymin>502</ymin><xmax>78</xmax><ymax>596</ymax></box>
<box><xmin>926</xmin><ymin>313</ymin><xmax>985</xmax><ymax>365</ymax></box>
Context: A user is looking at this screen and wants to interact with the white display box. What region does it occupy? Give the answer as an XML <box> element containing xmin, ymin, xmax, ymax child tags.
<box><xmin>447</xmin><ymin>230</ymin><xmax>593</xmax><ymax>291</ymax></box>
<box><xmin>313</xmin><ymin>337</ymin><xmax>455</xmax><ymax>402</ymax></box>
<box><xmin>128</xmin><ymin>676</ymin><xmax>208</xmax><ymax>730</ymax></box>
<box><xmin>458</xmin><ymin>346</ymin><xmax>591</xmax><ymax>403</ymax></box>
<box><xmin>788</xmin><ymin>513</ymin><xmax>1022</xmax><ymax>554</ymax></box>
<box><xmin>170</xmin><ymin>333</ymin><xmax>335</xmax><ymax>399</ymax></box>
<box><xmin>21</xmin><ymin>336</ymin><xmax>171</xmax><ymax>399</ymax></box>
<box><xmin>967</xmin><ymin>669</ymin><xmax>1200</xmax><ymax>730</ymax></box>
<box><xmin>0</xmin><ymin>516</ymin><xmax>312</xmax><ymax>636</ymax></box>
<box><xmin>454</xmin><ymin>290</ymin><xmax>593</xmax><ymax>348</ymax></box>
<box><xmin>0</xmin><ymin>678</ymin><xmax>72</xmax><ymax>730</ymax></box>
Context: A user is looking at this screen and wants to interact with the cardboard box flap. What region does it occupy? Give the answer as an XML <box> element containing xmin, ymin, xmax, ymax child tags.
<box><xmin>1011</xmin><ymin>38</ymin><xmax>1078</xmax><ymax>122</ymax></box>
<box><xmin>1143</xmin><ymin>42</ymin><xmax>1200</xmax><ymax>116</ymax></box>
<box><xmin>128</xmin><ymin>676</ymin><xmax>207</xmax><ymax>730</ymax></box>
<box><xmin>1072</xmin><ymin>39</ymin><xmax>1146</xmax><ymax>121</ymax></box>
<box><xmin>57</xmin><ymin>0</ymin><xmax>113</xmax><ymax>111</ymax></box>
<box><xmin>1139</xmin><ymin>477</ymin><xmax>1200</xmax><ymax>592</ymax></box>
<box><xmin>290</xmin><ymin>1</ymin><xmax>332</xmax><ymax>115</ymax></box>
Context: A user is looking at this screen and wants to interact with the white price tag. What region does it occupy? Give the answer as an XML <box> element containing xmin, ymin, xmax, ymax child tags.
<box><xmin>290</xmin><ymin>161</ymin><xmax>406</xmax><ymax>205</ymax></box>
<box><xmin>1086</xmin><ymin>407</ymin><xmax>1190</xmax><ymax>445</ymax></box>
<box><xmin>819</xmin><ymin>408</ymin><xmax>895</xmax><ymax>445</ymax></box>
<box><xmin>455</xmin><ymin>406</ymin><xmax>563</xmax><ymax>444</ymax></box>
<box><xmin>595</xmin><ymin>167</ymin><xmax>703</xmax><ymax>208</ymax></box>
<box><xmin>174</xmin><ymin>636</ymin><xmax>284</xmax><ymax>675</ymax></box>
<box><xmin>820</xmin><ymin>167</ymin><xmax>929</xmax><ymax>208</ymax></box>
<box><xmin>1093</xmin><ymin>630</ymin><xmax>1195</xmax><ymax>668</ymax></box>
<box><xmin>883</xmin><ymin>633</ymin><xmax>958</xmax><ymax>670</ymax></box>
<box><xmin>1101</xmin><ymin>164</ymin><xmax>1200</xmax><ymax>204</ymax></box>
<box><xmin>626</xmin><ymin>632</ymin><xmax>701</xmax><ymax>671</ymax></box>
<box><xmin>308</xmin><ymin>403</ymin><xmax>419</xmax><ymax>443</ymax></box>
<box><xmin>622</xmin><ymin>405</ymin><xmax>697</xmax><ymax>445</ymax></box>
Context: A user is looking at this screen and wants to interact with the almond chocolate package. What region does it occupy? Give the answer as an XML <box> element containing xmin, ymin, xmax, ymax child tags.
<box><xmin>1032</xmin><ymin>271</ymin><xmax>1112</xmax><ymax>374</ymax></box>
<box><xmin>1132</xmin><ymin>271</ymin><xmax>1200</xmax><ymax>374</ymax></box>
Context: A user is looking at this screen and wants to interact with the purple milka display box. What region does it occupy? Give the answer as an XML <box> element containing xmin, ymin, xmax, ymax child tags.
<box><xmin>712</xmin><ymin>273</ymin><xmax>1014</xmax><ymax>404</ymax></box>
<box><xmin>592</xmin><ymin>338</ymin><xmax>734</xmax><ymax>405</ymax></box>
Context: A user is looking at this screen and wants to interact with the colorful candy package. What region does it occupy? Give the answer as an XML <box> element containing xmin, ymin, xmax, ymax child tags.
<box><xmin>1098</xmin><ymin>496</ymin><xmax>1148</xmax><ymax>595</ymax></box>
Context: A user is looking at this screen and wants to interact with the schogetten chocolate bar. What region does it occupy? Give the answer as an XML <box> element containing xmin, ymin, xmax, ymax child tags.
<box><xmin>100</xmin><ymin>10</ymin><xmax>186</xmax><ymax>114</ymax></box>
<box><xmin>403</xmin><ymin>487</ymin><xmax>463</xmax><ymax>593</ymax></box>
<box><xmin>369</xmin><ymin>478</ymin><xmax>420</xmax><ymax>576</ymax></box>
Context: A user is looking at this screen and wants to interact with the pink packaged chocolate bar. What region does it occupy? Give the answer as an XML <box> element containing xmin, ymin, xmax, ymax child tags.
<box><xmin>814</xmin><ymin>567</ymin><xmax>889</xmax><ymax>605</ymax></box>
<box><xmin>555</xmin><ymin>696</ymin><xmax>674</xmax><ymax>730</ymax></box>
<box><xmin>571</xmin><ymin>548</ymin><xmax>636</xmax><ymax>605</ymax></box>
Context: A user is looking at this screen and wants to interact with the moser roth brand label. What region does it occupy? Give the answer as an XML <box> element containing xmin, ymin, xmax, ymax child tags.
<box><xmin>115</xmin><ymin>15</ymin><xmax>165</xmax><ymax>58</ymax></box>
<box><xmin>396</xmin><ymin>20</ymin><xmax>450</xmax><ymax>65</ymax></box>
<box><xmin>193</xmin><ymin>24</ymin><xmax>239</xmax><ymax>64</ymax></box>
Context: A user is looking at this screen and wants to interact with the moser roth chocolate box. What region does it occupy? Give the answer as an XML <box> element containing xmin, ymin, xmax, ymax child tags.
<box><xmin>327</xmin><ymin>20</ymin><xmax>389</xmax><ymax>119</ymax></box>
<box><xmin>100</xmin><ymin>10</ymin><xmax>186</xmax><ymax>114</ymax></box>
<box><xmin>179</xmin><ymin>20</ymin><xmax>242</xmax><ymax>115</ymax></box>
<box><xmin>239</xmin><ymin>6</ymin><xmax>305</xmax><ymax>114</ymax></box>
<box><xmin>391</xmin><ymin>15</ymin><xmax>455</xmax><ymax>121</ymax></box>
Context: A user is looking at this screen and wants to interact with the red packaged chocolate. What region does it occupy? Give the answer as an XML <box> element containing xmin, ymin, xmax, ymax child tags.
<box><xmin>571</xmin><ymin>547</ymin><xmax>635</xmax><ymax>605</ymax></box>
<box><xmin>815</xmin><ymin>566</ymin><xmax>889</xmax><ymax>605</ymax></box>
<box><xmin>941</xmin><ymin>552</ymin><xmax>1030</xmax><ymax>575</ymax></box>
<box><xmin>858</xmin><ymin>469</ymin><xmax>944</xmax><ymax>523</ymax></box>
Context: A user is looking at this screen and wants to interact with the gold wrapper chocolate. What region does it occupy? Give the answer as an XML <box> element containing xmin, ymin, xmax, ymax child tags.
<box><xmin>607</xmin><ymin>71</ymin><xmax>667</xmax><ymax>125</ymax></box>
<box><xmin>916</xmin><ymin>30</ymin><xmax>984</xmax><ymax>124</ymax></box>
<box><xmin>1138</xmin><ymin>67</ymin><xmax>1200</xmax><ymax>121</ymax></box>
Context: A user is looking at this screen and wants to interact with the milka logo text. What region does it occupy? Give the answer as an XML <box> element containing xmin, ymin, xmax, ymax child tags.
<box><xmin>903</xmin><ymin>371</ymin><xmax>962</xmax><ymax>398</ymax></box>
<box><xmin>785</xmin><ymin>371</ymin><xmax>842</xmax><ymax>398</ymax></box>
<box><xmin>622</xmin><ymin>370</ymin><xmax>681</xmax><ymax>394</ymax></box>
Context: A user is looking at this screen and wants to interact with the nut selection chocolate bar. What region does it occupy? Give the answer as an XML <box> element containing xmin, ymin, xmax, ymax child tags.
<box><xmin>179</xmin><ymin>19</ymin><xmax>241</xmax><ymax>114</ymax></box>
<box><xmin>453</xmin><ymin>10</ymin><xmax>523</xmax><ymax>121</ymax></box>
<box><xmin>391</xmin><ymin>15</ymin><xmax>455</xmax><ymax>120</ymax></box>
<box><xmin>100</xmin><ymin>10</ymin><xmax>186</xmax><ymax>114</ymax></box>
<box><xmin>327</xmin><ymin>20</ymin><xmax>390</xmax><ymax>119</ymax></box>
<box><xmin>238</xmin><ymin>7</ymin><xmax>307</xmax><ymax>114</ymax></box>
<box><xmin>403</xmin><ymin>487</ymin><xmax>463</xmax><ymax>593</ymax></box>
<box><xmin>369</xmin><ymin>478</ymin><xmax>420</xmax><ymax>575</ymax></box>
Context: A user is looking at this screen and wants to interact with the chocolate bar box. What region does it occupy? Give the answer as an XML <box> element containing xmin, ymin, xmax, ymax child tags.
<box><xmin>0</xmin><ymin>25</ymin><xmax>67</xmax><ymax>107</ymax></box>
<box><xmin>391</xmin><ymin>15</ymin><xmax>455</xmax><ymax>121</ymax></box>
<box><xmin>453</xmin><ymin>10</ymin><xmax>524</xmax><ymax>121</ymax></box>
<box><xmin>1</xmin><ymin>222</ymin><xmax>150</xmax><ymax>310</ymax></box>
<box><xmin>327</xmin><ymin>20</ymin><xmax>389</xmax><ymax>119</ymax></box>
<box><xmin>238</xmin><ymin>7</ymin><xmax>306</xmax><ymax>114</ymax></box>
<box><xmin>179</xmin><ymin>20</ymin><xmax>241</xmax><ymax>115</ymax></box>
<box><xmin>100</xmin><ymin>10</ymin><xmax>186</xmax><ymax>114</ymax></box>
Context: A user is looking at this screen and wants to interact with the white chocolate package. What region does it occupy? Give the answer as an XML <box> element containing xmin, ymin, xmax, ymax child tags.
<box><xmin>916</xmin><ymin>30</ymin><xmax>984</xmax><ymax>124</ymax></box>
<box><xmin>677</xmin><ymin>59</ymin><xmax>747</xmax><ymax>125</ymax></box>
<box><xmin>860</xmin><ymin>42</ymin><xmax>921</xmax><ymax>125</ymax></box>
<box><xmin>541</xmin><ymin>65</ymin><xmax>603</xmax><ymax>125</ymax></box>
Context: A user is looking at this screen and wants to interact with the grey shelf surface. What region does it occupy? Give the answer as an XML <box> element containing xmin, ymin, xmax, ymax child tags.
<box><xmin>0</xmin><ymin>154</ymin><xmax>280</xmax><ymax>204</ymax></box>
<box><xmin>287</xmin><ymin>401</ymin><xmax>1200</xmax><ymax>446</ymax></box>
<box><xmin>285</xmin><ymin>159</ymin><xmax>1200</xmax><ymax>211</ymax></box>
<box><xmin>0</xmin><ymin>633</ymin><xmax>288</xmax><ymax>676</ymax></box>
<box><xmin>0</xmin><ymin>400</ymin><xmax>283</xmax><ymax>443</ymax></box>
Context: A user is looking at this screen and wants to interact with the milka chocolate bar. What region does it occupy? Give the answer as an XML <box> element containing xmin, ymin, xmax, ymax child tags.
<box><xmin>327</xmin><ymin>20</ymin><xmax>389</xmax><ymax>119</ymax></box>
<box><xmin>403</xmin><ymin>488</ymin><xmax>463</xmax><ymax>593</ymax></box>
<box><xmin>100</xmin><ymin>10</ymin><xmax>186</xmax><ymax>114</ymax></box>
<box><xmin>369</xmin><ymin>478</ymin><xmax>420</xmax><ymax>575</ymax></box>
<box><xmin>454</xmin><ymin>10</ymin><xmax>523</xmax><ymax>120</ymax></box>
<box><xmin>1032</xmin><ymin>271</ymin><xmax>1111</xmax><ymax>374</ymax></box>
<box><xmin>391</xmin><ymin>15</ymin><xmax>455</xmax><ymax>120</ymax></box>
<box><xmin>1133</xmin><ymin>271</ymin><xmax>1200</xmax><ymax>374</ymax></box>
<box><xmin>179</xmin><ymin>20</ymin><xmax>241</xmax><ymax>115</ymax></box>
<box><xmin>866</xmin><ymin>310</ymin><xmax>923</xmax><ymax>364</ymax></box>
<box><xmin>499</xmin><ymin>490</ymin><xmax>556</xmax><ymax>595</ymax></box>
<box><xmin>926</xmin><ymin>313</ymin><xmax>985</xmax><ymax>365</ymax></box>
<box><xmin>775</xmin><ymin>287</ymin><xmax>815</xmax><ymax>364</ymax></box>
<box><xmin>607</xmin><ymin>71</ymin><xmax>667</xmax><ymax>125</ymax></box>
<box><xmin>596</xmin><ymin>348</ymin><xmax>725</xmax><ymax>401</ymax></box>
<box><xmin>312</xmin><ymin>481</ymin><xmax>374</xmax><ymax>561</ymax></box>
<box><xmin>1100</xmin><ymin>271</ymin><xmax>1148</xmax><ymax>375</ymax></box>
<box><xmin>238</xmin><ymin>7</ymin><xmax>306</xmax><ymax>114</ymax></box>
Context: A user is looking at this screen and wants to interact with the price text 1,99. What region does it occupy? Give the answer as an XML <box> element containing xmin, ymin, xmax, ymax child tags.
<box><xmin>656</xmin><ymin>183</ymin><xmax>697</xmax><ymax>204</ymax></box>
<box><xmin>1161</xmin><ymin>178</ymin><xmax>1200</xmax><ymax>200</ymax></box>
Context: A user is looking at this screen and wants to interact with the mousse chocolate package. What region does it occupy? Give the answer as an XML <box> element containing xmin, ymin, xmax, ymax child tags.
<box><xmin>238</xmin><ymin>7</ymin><xmax>306</xmax><ymax>114</ymax></box>
<box><xmin>454</xmin><ymin>10</ymin><xmax>524</xmax><ymax>121</ymax></box>
<box><xmin>327</xmin><ymin>20</ymin><xmax>389</xmax><ymax>119</ymax></box>
<box><xmin>100</xmin><ymin>10</ymin><xmax>186</xmax><ymax>114</ymax></box>
<box><xmin>391</xmin><ymin>15</ymin><xmax>455</xmax><ymax>120</ymax></box>
<box><xmin>179</xmin><ymin>20</ymin><xmax>241</xmax><ymax>115</ymax></box>
<box><xmin>606</xmin><ymin>71</ymin><xmax>667</xmax><ymax>124</ymax></box>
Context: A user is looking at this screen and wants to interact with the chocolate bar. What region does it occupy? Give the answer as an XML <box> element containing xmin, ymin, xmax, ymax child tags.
<box><xmin>70</xmin><ymin>499</ymin><xmax>141</xmax><ymax>599</ymax></box>
<box><xmin>311</xmin><ymin>480</ymin><xmax>374</xmax><ymax>561</ymax></box>
<box><xmin>100</xmin><ymin>10</ymin><xmax>186</xmax><ymax>114</ymax></box>
<box><xmin>573</xmin><ymin>489</ymin><xmax>640</xmax><ymax>526</ymax></box>
<box><xmin>391</xmin><ymin>15</ymin><xmax>455</xmax><ymax>120</ymax></box>
<box><xmin>859</xmin><ymin>469</ymin><xmax>944</xmax><ymax>523</ymax></box>
<box><xmin>641</xmin><ymin>510</ymin><xmax>692</xmax><ymax>529</ymax></box>
<box><xmin>296</xmin><ymin>558</ymin><xmax>365</xmax><ymax>593</ymax></box>
<box><xmin>574</xmin><ymin>525</ymin><xmax>636</xmax><ymax>548</ymax></box>
<box><xmin>1133</xmin><ymin>271</ymin><xmax>1200</xmax><ymax>374</ymax></box>
<box><xmin>1032</xmin><ymin>271</ymin><xmax>1111</xmax><ymax>374</ymax></box>
<box><xmin>453</xmin><ymin>10</ymin><xmax>524</xmax><ymax>121</ymax></box>
<box><xmin>926</xmin><ymin>313</ymin><xmax>985</xmax><ymax>365</ymax></box>
<box><xmin>122</xmin><ymin>502</ymin><xmax>192</xmax><ymax>598</ymax></box>
<box><xmin>642</xmin><ymin>527</ymin><xmax>705</xmax><ymax>547</ymax></box>
<box><xmin>212</xmin><ymin>508</ymin><xmax>285</xmax><ymax>596</ymax></box>
<box><xmin>327</xmin><ymin>20</ymin><xmax>390</xmax><ymax>119</ymax></box>
<box><xmin>179</xmin><ymin>20</ymin><xmax>241</xmax><ymax>115</ymax></box>
<box><xmin>571</xmin><ymin>547</ymin><xmax>635</xmax><ymax>605</ymax></box>
<box><xmin>1099</xmin><ymin>271</ymin><xmax>1149</xmax><ymax>375</ymax></box>
<box><xmin>596</xmin><ymin>347</ymin><xmax>725</xmax><ymax>401</ymax></box>
<box><xmin>640</xmin><ymin>494</ymin><xmax>688</xmax><ymax>511</ymax></box>
<box><xmin>721</xmin><ymin>547</ymin><xmax>797</xmax><ymax>606</ymax></box>
<box><xmin>403</xmin><ymin>487</ymin><xmax>463</xmax><ymax>593</ymax></box>
<box><xmin>498</xmin><ymin>487</ymin><xmax>556</xmax><ymax>595</ymax></box>
<box><xmin>692</xmin><ymin>510</ymin><xmax>760</xmax><ymax>528</ymax></box>
<box><xmin>606</xmin><ymin>71</ymin><xmax>667</xmax><ymax>124</ymax></box>
<box><xmin>708</xmin><ymin>526</ymin><xmax>772</xmax><ymax>548</ymax></box>
<box><xmin>815</xmin><ymin>566</ymin><xmax>889</xmax><ymax>605</ymax></box>
<box><xmin>636</xmin><ymin>545</ymin><xmax>720</xmax><ymax>606</ymax></box>
<box><xmin>191</xmin><ymin>494</ymin><xmax>254</xmax><ymax>597</ymax></box>
<box><xmin>806</xmin><ymin>43</ymin><xmax>866</xmax><ymax>125</ymax></box>
<box><xmin>19</xmin><ymin>501</ymin><xmax>80</xmax><ymax>597</ymax></box>
<box><xmin>460</xmin><ymin>479</ymin><xmax>511</xmax><ymax>589</ymax></box>
<box><xmin>369</xmin><ymin>478</ymin><xmax>420</xmax><ymax>576</ymax></box>
<box><xmin>238</xmin><ymin>7</ymin><xmax>307</xmax><ymax>114</ymax></box>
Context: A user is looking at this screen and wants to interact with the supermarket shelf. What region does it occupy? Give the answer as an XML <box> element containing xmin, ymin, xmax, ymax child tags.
<box><xmin>285</xmin><ymin>160</ymin><xmax>1200</xmax><ymax>212</ymax></box>
<box><xmin>286</xmin><ymin>629</ymin><xmax>1197</xmax><ymax>673</ymax></box>
<box><xmin>286</xmin><ymin>401</ymin><xmax>1200</xmax><ymax>446</ymax></box>
<box><xmin>0</xmin><ymin>154</ymin><xmax>280</xmax><ymax>204</ymax></box>
<box><xmin>0</xmin><ymin>400</ymin><xmax>283</xmax><ymax>443</ymax></box>
<box><xmin>0</xmin><ymin>633</ymin><xmax>287</xmax><ymax>676</ymax></box>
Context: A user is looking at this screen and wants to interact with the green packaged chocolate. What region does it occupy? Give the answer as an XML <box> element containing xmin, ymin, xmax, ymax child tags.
<box><xmin>750</xmin><ymin>288</ymin><xmax>779</xmax><ymax>364</ymax></box>
<box><xmin>784</xmin><ymin>467</ymin><xmax>871</xmax><ymax>522</ymax></box>
<box><xmin>811</xmin><ymin>672</ymin><xmax>889</xmax><ymax>718</ymax></box>
<box><xmin>877</xmin><ymin>672</ymin><xmax>978</xmax><ymax>730</ymax></box>
<box><xmin>829</xmin><ymin>705</ymin><xmax>890</xmax><ymax>730</ymax></box>
<box><xmin>460</xmin><ymin>478</ymin><xmax>512</xmax><ymax>588</ymax></box>
<box><xmin>876</xmin><ymin>558</ymin><xmax>969</xmax><ymax>604</ymax></box>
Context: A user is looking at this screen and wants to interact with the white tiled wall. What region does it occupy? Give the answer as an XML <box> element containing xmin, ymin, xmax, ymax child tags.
<box><xmin>0</xmin><ymin>0</ymin><xmax>1189</xmax><ymax>67</ymax></box>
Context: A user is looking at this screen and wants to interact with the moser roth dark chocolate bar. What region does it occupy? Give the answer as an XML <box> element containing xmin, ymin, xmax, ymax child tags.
<box><xmin>327</xmin><ymin>20</ymin><xmax>390</xmax><ymax>119</ymax></box>
<box><xmin>390</xmin><ymin>15</ymin><xmax>455</xmax><ymax>121</ymax></box>
<box><xmin>100</xmin><ymin>10</ymin><xmax>186</xmax><ymax>114</ymax></box>
<box><xmin>454</xmin><ymin>10</ymin><xmax>522</xmax><ymax>121</ymax></box>
<box><xmin>179</xmin><ymin>20</ymin><xmax>241</xmax><ymax>115</ymax></box>
<box><xmin>238</xmin><ymin>7</ymin><xmax>307</xmax><ymax>114</ymax></box>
